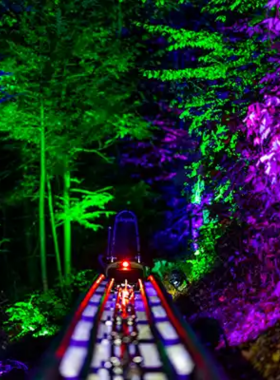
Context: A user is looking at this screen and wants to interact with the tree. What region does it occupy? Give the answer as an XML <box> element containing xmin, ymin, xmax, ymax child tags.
<box><xmin>0</xmin><ymin>0</ymin><xmax>152</xmax><ymax>285</ymax></box>
<box><xmin>132</xmin><ymin>0</ymin><xmax>275</xmax><ymax>277</ymax></box>
<box><xmin>242</xmin><ymin>0</ymin><xmax>280</xmax><ymax>284</ymax></box>
<box><xmin>0</xmin><ymin>82</ymin><xmax>54</xmax><ymax>291</ymax></box>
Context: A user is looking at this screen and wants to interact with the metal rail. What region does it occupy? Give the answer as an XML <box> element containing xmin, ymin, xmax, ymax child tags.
<box><xmin>80</xmin><ymin>278</ymin><xmax>115</xmax><ymax>379</ymax></box>
<box><xmin>147</xmin><ymin>275</ymin><xmax>226</xmax><ymax>379</ymax></box>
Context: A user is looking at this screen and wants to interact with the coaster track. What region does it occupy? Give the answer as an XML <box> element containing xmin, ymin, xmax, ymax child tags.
<box><xmin>31</xmin><ymin>211</ymin><xmax>227</xmax><ymax>380</ymax></box>
<box><xmin>32</xmin><ymin>273</ymin><xmax>227</xmax><ymax>380</ymax></box>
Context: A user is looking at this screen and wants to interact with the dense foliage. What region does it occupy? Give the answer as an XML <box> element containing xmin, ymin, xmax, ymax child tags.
<box><xmin>3</xmin><ymin>269</ymin><xmax>96</xmax><ymax>340</ymax></box>
<box><xmin>1</xmin><ymin>1</ymin><xmax>280</xmax><ymax>378</ymax></box>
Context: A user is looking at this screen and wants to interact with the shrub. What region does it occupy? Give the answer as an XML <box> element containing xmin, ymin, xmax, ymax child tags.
<box><xmin>4</xmin><ymin>269</ymin><xmax>96</xmax><ymax>341</ymax></box>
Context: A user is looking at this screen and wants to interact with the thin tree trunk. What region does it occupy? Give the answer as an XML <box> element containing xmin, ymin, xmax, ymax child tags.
<box><xmin>63</xmin><ymin>165</ymin><xmax>71</xmax><ymax>279</ymax></box>
<box><xmin>47</xmin><ymin>176</ymin><xmax>63</xmax><ymax>289</ymax></box>
<box><xmin>118</xmin><ymin>1</ymin><xmax>122</xmax><ymax>38</ymax></box>
<box><xmin>60</xmin><ymin>66</ymin><xmax>71</xmax><ymax>281</ymax></box>
<box><xmin>24</xmin><ymin>199</ymin><xmax>37</xmax><ymax>287</ymax></box>
<box><xmin>39</xmin><ymin>98</ymin><xmax>48</xmax><ymax>291</ymax></box>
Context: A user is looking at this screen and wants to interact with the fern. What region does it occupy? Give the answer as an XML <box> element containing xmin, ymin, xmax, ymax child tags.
<box><xmin>55</xmin><ymin>182</ymin><xmax>115</xmax><ymax>230</ymax></box>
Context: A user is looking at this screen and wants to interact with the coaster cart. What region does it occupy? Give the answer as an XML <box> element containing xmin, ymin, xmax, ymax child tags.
<box><xmin>105</xmin><ymin>210</ymin><xmax>145</xmax><ymax>287</ymax></box>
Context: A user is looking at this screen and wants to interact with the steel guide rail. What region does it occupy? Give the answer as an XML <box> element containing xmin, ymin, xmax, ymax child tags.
<box><xmin>30</xmin><ymin>274</ymin><xmax>106</xmax><ymax>380</ymax></box>
<box><xmin>80</xmin><ymin>278</ymin><xmax>115</xmax><ymax>379</ymax></box>
<box><xmin>109</xmin><ymin>282</ymin><xmax>143</xmax><ymax>379</ymax></box>
<box><xmin>31</xmin><ymin>275</ymin><xmax>227</xmax><ymax>380</ymax></box>
<box><xmin>138</xmin><ymin>279</ymin><xmax>178</xmax><ymax>379</ymax></box>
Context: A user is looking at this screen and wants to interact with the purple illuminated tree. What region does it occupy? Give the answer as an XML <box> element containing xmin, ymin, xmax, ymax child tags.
<box><xmin>242</xmin><ymin>0</ymin><xmax>280</xmax><ymax>283</ymax></box>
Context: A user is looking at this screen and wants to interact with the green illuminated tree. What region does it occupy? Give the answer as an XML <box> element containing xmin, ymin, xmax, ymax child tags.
<box><xmin>47</xmin><ymin>176</ymin><xmax>63</xmax><ymax>291</ymax></box>
<box><xmin>0</xmin><ymin>91</ymin><xmax>52</xmax><ymax>291</ymax></box>
<box><xmin>0</xmin><ymin>0</ymin><xmax>151</xmax><ymax>285</ymax></box>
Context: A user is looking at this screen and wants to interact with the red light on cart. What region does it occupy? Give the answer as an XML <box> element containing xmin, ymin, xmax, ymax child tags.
<box><xmin>122</xmin><ymin>261</ymin><xmax>130</xmax><ymax>268</ymax></box>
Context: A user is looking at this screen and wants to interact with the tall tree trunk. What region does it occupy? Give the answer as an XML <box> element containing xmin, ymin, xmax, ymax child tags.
<box><xmin>60</xmin><ymin>66</ymin><xmax>71</xmax><ymax>280</ymax></box>
<box><xmin>63</xmin><ymin>165</ymin><xmax>71</xmax><ymax>279</ymax></box>
<box><xmin>47</xmin><ymin>176</ymin><xmax>63</xmax><ymax>289</ymax></box>
<box><xmin>39</xmin><ymin>98</ymin><xmax>48</xmax><ymax>291</ymax></box>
